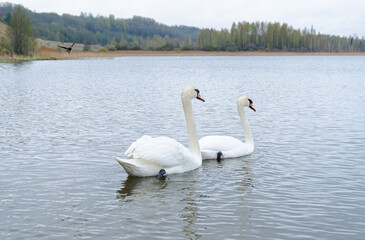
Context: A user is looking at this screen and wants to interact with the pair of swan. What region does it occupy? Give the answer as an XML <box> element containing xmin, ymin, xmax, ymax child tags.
<box><xmin>114</xmin><ymin>86</ymin><xmax>255</xmax><ymax>178</ymax></box>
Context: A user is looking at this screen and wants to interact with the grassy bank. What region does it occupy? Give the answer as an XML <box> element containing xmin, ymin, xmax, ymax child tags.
<box><xmin>1</xmin><ymin>47</ymin><xmax>364</xmax><ymax>62</ymax></box>
<box><xmin>0</xmin><ymin>55</ymin><xmax>56</xmax><ymax>62</ymax></box>
<box><xmin>37</xmin><ymin>47</ymin><xmax>365</xmax><ymax>59</ymax></box>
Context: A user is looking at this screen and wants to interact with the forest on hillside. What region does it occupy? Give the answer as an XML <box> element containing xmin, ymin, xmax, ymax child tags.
<box><xmin>0</xmin><ymin>2</ymin><xmax>200</xmax><ymax>51</ymax></box>
<box><xmin>0</xmin><ymin>2</ymin><xmax>364</xmax><ymax>54</ymax></box>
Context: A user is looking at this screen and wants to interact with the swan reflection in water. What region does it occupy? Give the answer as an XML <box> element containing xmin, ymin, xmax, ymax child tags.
<box><xmin>115</xmin><ymin>157</ymin><xmax>254</xmax><ymax>238</ymax></box>
<box><xmin>115</xmin><ymin>169</ymin><xmax>202</xmax><ymax>239</ymax></box>
<box><xmin>116</xmin><ymin>176</ymin><xmax>168</xmax><ymax>200</ymax></box>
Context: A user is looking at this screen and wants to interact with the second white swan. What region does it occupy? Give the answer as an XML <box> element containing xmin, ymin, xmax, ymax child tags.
<box><xmin>199</xmin><ymin>96</ymin><xmax>256</xmax><ymax>160</ymax></box>
<box><xmin>114</xmin><ymin>86</ymin><xmax>205</xmax><ymax>178</ymax></box>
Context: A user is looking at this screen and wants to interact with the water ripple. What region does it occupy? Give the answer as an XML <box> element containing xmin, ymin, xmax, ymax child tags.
<box><xmin>1</xmin><ymin>57</ymin><xmax>365</xmax><ymax>239</ymax></box>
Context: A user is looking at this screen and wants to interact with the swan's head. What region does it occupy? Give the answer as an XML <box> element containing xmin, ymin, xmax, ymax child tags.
<box><xmin>238</xmin><ymin>96</ymin><xmax>256</xmax><ymax>112</ymax></box>
<box><xmin>182</xmin><ymin>86</ymin><xmax>205</xmax><ymax>102</ymax></box>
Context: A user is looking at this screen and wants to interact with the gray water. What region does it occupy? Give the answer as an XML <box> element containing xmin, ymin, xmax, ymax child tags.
<box><xmin>1</xmin><ymin>56</ymin><xmax>365</xmax><ymax>240</ymax></box>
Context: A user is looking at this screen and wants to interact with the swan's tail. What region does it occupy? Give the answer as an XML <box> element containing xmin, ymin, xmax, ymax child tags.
<box><xmin>114</xmin><ymin>156</ymin><xmax>135</xmax><ymax>175</ymax></box>
<box><xmin>114</xmin><ymin>156</ymin><xmax>126</xmax><ymax>166</ymax></box>
<box><xmin>113</xmin><ymin>156</ymin><xmax>161</xmax><ymax>177</ymax></box>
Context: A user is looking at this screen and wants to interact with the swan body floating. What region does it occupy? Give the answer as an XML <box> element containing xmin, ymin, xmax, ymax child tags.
<box><xmin>199</xmin><ymin>96</ymin><xmax>255</xmax><ymax>160</ymax></box>
<box><xmin>114</xmin><ymin>86</ymin><xmax>205</xmax><ymax>178</ymax></box>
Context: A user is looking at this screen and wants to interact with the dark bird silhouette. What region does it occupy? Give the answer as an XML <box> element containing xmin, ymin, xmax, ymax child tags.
<box><xmin>57</xmin><ymin>41</ymin><xmax>76</xmax><ymax>54</ymax></box>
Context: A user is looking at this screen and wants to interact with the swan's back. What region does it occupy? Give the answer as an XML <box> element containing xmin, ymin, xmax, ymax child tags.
<box><xmin>126</xmin><ymin>135</ymin><xmax>192</xmax><ymax>167</ymax></box>
<box><xmin>199</xmin><ymin>136</ymin><xmax>243</xmax><ymax>151</ymax></box>
<box><xmin>199</xmin><ymin>135</ymin><xmax>253</xmax><ymax>159</ymax></box>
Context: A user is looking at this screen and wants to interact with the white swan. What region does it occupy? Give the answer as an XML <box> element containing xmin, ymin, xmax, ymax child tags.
<box><xmin>114</xmin><ymin>86</ymin><xmax>205</xmax><ymax>178</ymax></box>
<box><xmin>199</xmin><ymin>96</ymin><xmax>256</xmax><ymax>160</ymax></box>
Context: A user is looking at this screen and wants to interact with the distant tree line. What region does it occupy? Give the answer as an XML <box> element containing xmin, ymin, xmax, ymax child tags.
<box><xmin>0</xmin><ymin>2</ymin><xmax>364</xmax><ymax>55</ymax></box>
<box><xmin>198</xmin><ymin>21</ymin><xmax>364</xmax><ymax>52</ymax></box>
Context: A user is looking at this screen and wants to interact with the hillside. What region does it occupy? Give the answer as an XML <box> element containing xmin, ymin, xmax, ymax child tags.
<box><xmin>0</xmin><ymin>3</ymin><xmax>200</xmax><ymax>48</ymax></box>
<box><xmin>0</xmin><ymin>21</ymin><xmax>7</xmax><ymax>38</ymax></box>
<box><xmin>0</xmin><ymin>21</ymin><xmax>9</xmax><ymax>55</ymax></box>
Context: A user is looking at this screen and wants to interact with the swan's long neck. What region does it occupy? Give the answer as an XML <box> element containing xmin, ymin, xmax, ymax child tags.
<box><xmin>237</xmin><ymin>105</ymin><xmax>254</xmax><ymax>147</ymax></box>
<box><xmin>182</xmin><ymin>97</ymin><xmax>202</xmax><ymax>162</ymax></box>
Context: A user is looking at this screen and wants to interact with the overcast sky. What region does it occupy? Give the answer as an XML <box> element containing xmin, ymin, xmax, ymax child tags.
<box><xmin>7</xmin><ymin>0</ymin><xmax>365</xmax><ymax>37</ymax></box>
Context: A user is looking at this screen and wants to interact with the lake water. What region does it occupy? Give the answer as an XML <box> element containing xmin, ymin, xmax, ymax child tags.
<box><xmin>1</xmin><ymin>56</ymin><xmax>365</xmax><ymax>239</ymax></box>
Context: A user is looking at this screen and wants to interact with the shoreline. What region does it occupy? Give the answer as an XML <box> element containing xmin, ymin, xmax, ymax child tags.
<box><xmin>1</xmin><ymin>49</ymin><xmax>365</xmax><ymax>61</ymax></box>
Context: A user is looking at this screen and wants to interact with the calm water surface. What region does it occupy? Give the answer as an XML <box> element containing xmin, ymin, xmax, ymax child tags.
<box><xmin>1</xmin><ymin>56</ymin><xmax>365</xmax><ymax>239</ymax></box>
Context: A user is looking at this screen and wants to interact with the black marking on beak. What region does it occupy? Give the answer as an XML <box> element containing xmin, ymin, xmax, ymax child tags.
<box><xmin>195</xmin><ymin>89</ymin><xmax>205</xmax><ymax>102</ymax></box>
<box><xmin>248</xmin><ymin>99</ymin><xmax>256</xmax><ymax>112</ymax></box>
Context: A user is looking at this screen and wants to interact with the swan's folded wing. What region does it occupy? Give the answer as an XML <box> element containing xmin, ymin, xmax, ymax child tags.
<box><xmin>125</xmin><ymin>135</ymin><xmax>191</xmax><ymax>168</ymax></box>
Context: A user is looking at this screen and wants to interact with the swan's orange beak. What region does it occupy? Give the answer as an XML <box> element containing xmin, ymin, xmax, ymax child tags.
<box><xmin>197</xmin><ymin>93</ymin><xmax>205</xmax><ymax>102</ymax></box>
<box><xmin>249</xmin><ymin>103</ymin><xmax>256</xmax><ymax>112</ymax></box>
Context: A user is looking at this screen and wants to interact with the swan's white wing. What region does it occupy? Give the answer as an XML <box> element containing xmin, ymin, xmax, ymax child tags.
<box><xmin>125</xmin><ymin>135</ymin><xmax>192</xmax><ymax>168</ymax></box>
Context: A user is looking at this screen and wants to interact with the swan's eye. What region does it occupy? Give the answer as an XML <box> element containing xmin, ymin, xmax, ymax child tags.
<box><xmin>248</xmin><ymin>99</ymin><xmax>253</xmax><ymax>104</ymax></box>
<box><xmin>195</xmin><ymin>89</ymin><xmax>200</xmax><ymax>94</ymax></box>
